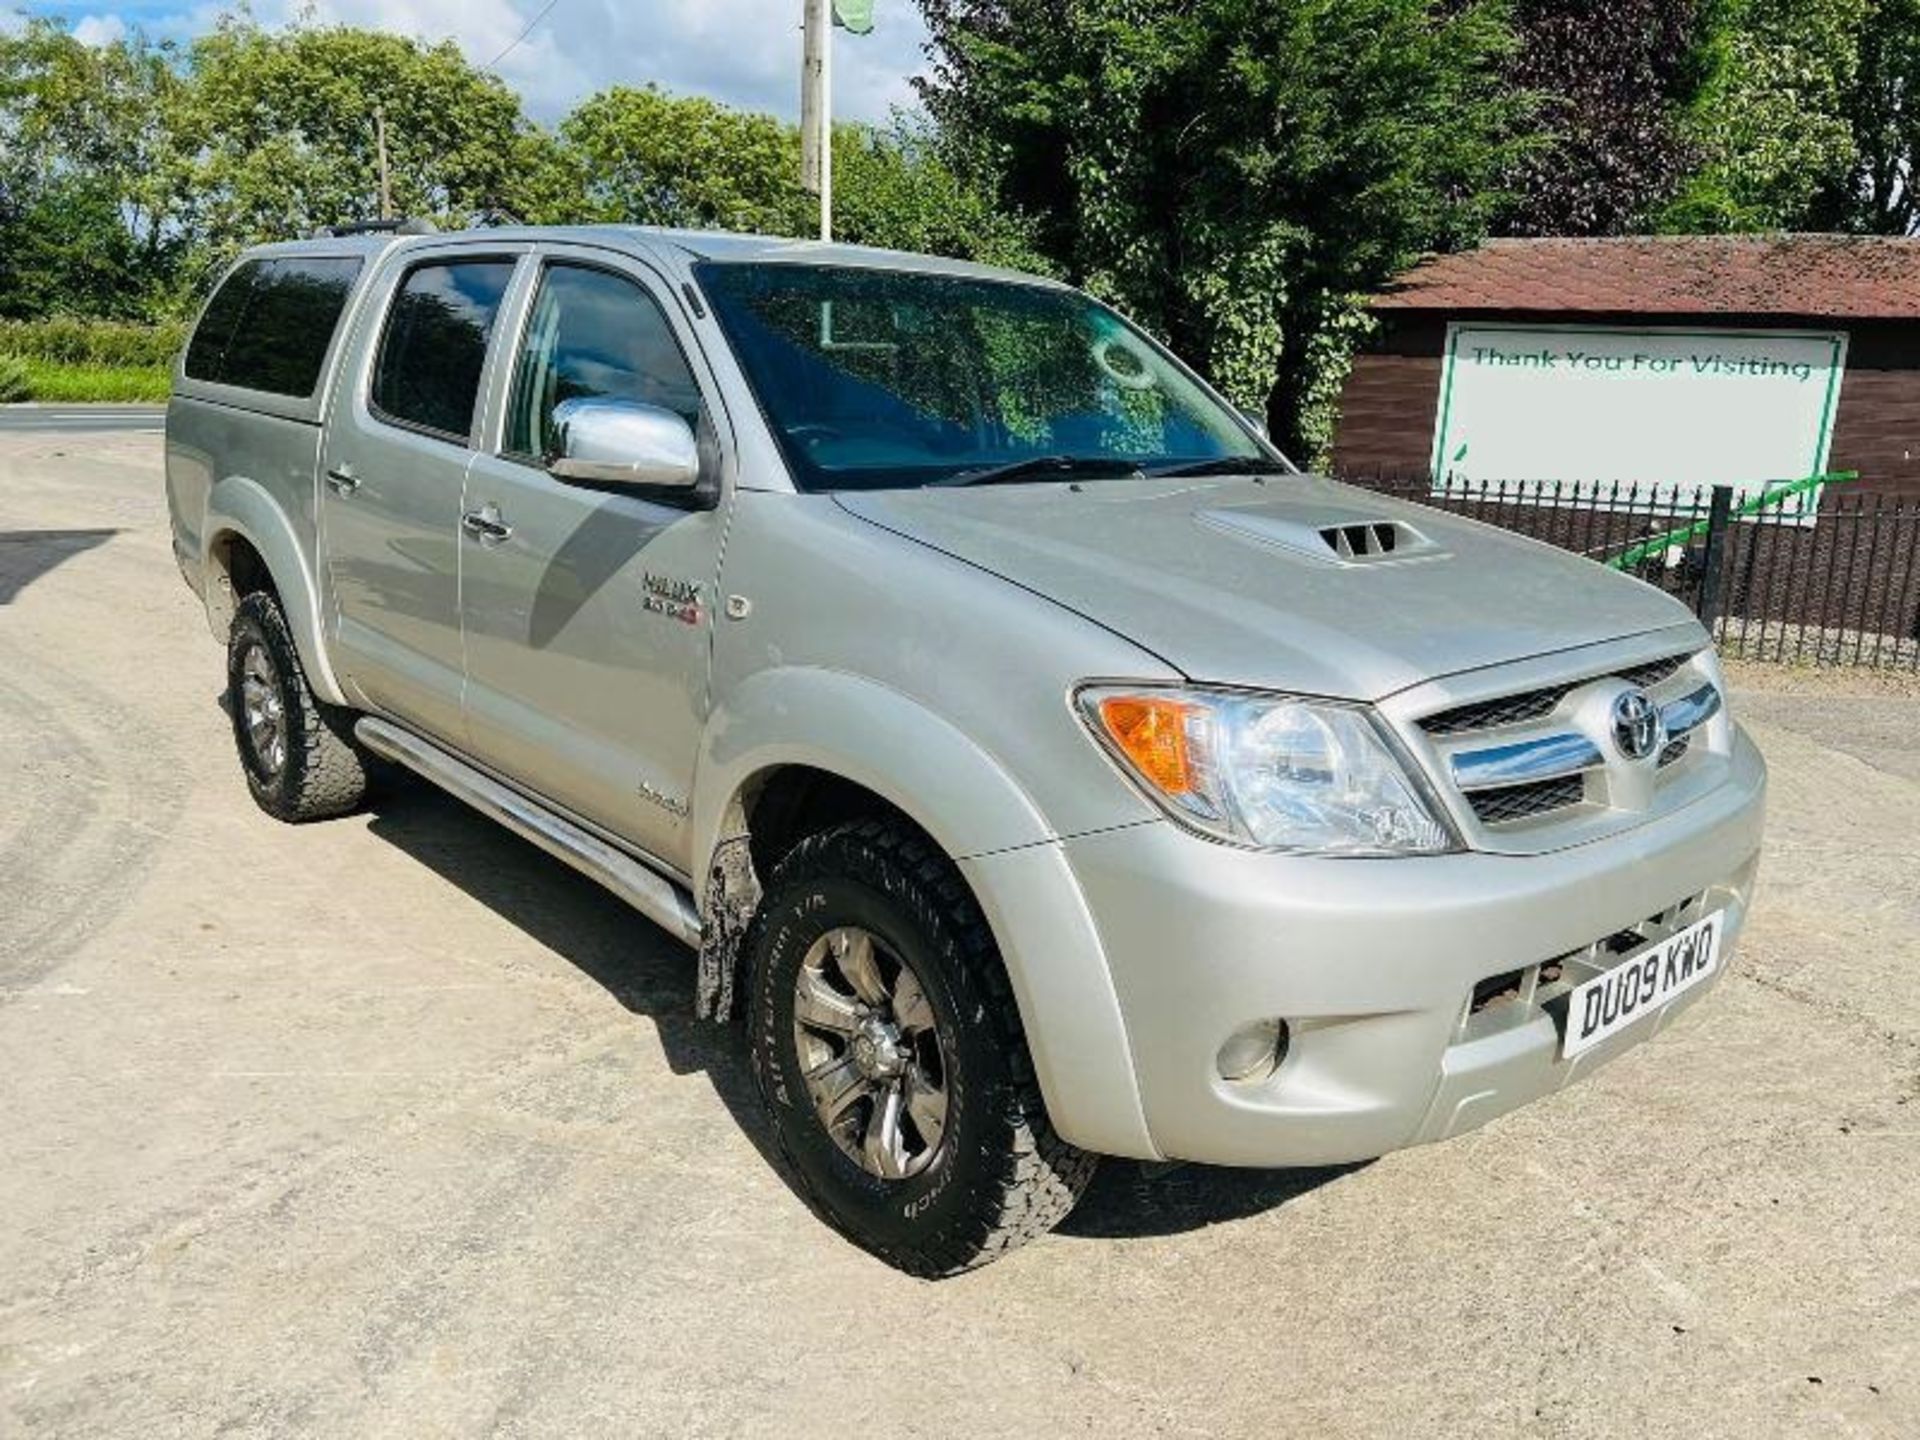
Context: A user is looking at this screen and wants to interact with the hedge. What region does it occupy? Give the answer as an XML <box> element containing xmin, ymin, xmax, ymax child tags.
<box><xmin>0</xmin><ymin>317</ymin><xmax>186</xmax><ymax>369</ymax></box>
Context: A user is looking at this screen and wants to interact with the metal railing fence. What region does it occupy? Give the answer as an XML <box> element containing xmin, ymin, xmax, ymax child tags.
<box><xmin>1333</xmin><ymin>472</ymin><xmax>1920</xmax><ymax>670</ymax></box>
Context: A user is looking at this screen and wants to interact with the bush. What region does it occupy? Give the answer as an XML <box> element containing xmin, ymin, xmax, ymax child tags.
<box><xmin>0</xmin><ymin>317</ymin><xmax>187</xmax><ymax>369</ymax></box>
<box><xmin>0</xmin><ymin>355</ymin><xmax>29</xmax><ymax>403</ymax></box>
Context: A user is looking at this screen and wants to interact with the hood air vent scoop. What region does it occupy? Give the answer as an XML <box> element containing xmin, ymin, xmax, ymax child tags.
<box><xmin>1198</xmin><ymin>507</ymin><xmax>1440</xmax><ymax>565</ymax></box>
<box><xmin>1323</xmin><ymin>522</ymin><xmax>1407</xmax><ymax>560</ymax></box>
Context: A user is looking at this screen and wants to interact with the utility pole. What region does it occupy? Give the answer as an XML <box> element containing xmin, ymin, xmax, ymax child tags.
<box><xmin>800</xmin><ymin>0</ymin><xmax>832</xmax><ymax>241</ymax></box>
<box><xmin>374</xmin><ymin>106</ymin><xmax>393</xmax><ymax>221</ymax></box>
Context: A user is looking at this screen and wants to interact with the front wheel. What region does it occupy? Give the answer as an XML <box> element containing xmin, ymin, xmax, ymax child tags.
<box><xmin>746</xmin><ymin>819</ymin><xmax>1096</xmax><ymax>1276</ymax></box>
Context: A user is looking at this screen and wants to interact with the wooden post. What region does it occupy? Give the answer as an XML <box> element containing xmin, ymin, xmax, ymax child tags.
<box><xmin>800</xmin><ymin>0</ymin><xmax>831</xmax><ymax>241</ymax></box>
<box><xmin>374</xmin><ymin>106</ymin><xmax>393</xmax><ymax>221</ymax></box>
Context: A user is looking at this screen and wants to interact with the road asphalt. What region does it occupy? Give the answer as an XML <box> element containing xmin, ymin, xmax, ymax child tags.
<box><xmin>0</xmin><ymin>405</ymin><xmax>164</xmax><ymax>434</ymax></box>
<box><xmin>2</xmin><ymin>428</ymin><xmax>1916</xmax><ymax>1438</ymax></box>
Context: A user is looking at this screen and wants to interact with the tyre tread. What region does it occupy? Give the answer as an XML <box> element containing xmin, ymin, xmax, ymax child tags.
<box><xmin>754</xmin><ymin>817</ymin><xmax>1095</xmax><ymax>1276</ymax></box>
<box><xmin>230</xmin><ymin>590</ymin><xmax>368</xmax><ymax>822</ymax></box>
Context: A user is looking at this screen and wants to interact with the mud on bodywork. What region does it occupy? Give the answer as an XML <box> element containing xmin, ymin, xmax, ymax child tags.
<box><xmin>696</xmin><ymin>829</ymin><xmax>762</xmax><ymax>1021</ymax></box>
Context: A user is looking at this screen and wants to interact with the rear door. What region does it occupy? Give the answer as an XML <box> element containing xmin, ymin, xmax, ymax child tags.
<box><xmin>320</xmin><ymin>247</ymin><xmax>525</xmax><ymax>741</ymax></box>
<box><xmin>458</xmin><ymin>247</ymin><xmax>730</xmax><ymax>869</ymax></box>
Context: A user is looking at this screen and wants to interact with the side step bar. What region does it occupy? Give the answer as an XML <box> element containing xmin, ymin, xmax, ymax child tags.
<box><xmin>355</xmin><ymin>717</ymin><xmax>703</xmax><ymax>948</ymax></box>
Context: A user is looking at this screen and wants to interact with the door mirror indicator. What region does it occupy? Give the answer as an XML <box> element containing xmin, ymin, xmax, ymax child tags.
<box><xmin>546</xmin><ymin>398</ymin><xmax>701</xmax><ymax>490</ymax></box>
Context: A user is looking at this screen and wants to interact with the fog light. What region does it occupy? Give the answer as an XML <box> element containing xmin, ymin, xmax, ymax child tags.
<box><xmin>1216</xmin><ymin>1018</ymin><xmax>1289</xmax><ymax>1083</ymax></box>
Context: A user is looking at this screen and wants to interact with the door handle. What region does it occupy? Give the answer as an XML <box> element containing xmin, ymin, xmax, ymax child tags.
<box><xmin>461</xmin><ymin>504</ymin><xmax>513</xmax><ymax>544</ymax></box>
<box><xmin>324</xmin><ymin>465</ymin><xmax>360</xmax><ymax>495</ymax></box>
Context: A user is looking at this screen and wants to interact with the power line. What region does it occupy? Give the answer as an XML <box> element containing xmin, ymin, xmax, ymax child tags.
<box><xmin>486</xmin><ymin>0</ymin><xmax>564</xmax><ymax>71</ymax></box>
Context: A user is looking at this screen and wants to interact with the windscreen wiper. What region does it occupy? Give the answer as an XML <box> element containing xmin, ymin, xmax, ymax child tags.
<box><xmin>1146</xmin><ymin>455</ymin><xmax>1296</xmax><ymax>478</ymax></box>
<box><xmin>931</xmin><ymin>454</ymin><xmax>1146</xmax><ymax>488</ymax></box>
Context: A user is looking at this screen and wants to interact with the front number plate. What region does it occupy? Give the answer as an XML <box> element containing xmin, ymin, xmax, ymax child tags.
<box><xmin>1560</xmin><ymin>911</ymin><xmax>1723</xmax><ymax>1059</ymax></box>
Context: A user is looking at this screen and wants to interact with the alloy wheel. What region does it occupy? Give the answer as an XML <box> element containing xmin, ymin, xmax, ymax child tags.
<box><xmin>238</xmin><ymin>642</ymin><xmax>288</xmax><ymax>777</ymax></box>
<box><xmin>791</xmin><ymin>925</ymin><xmax>950</xmax><ymax>1180</ymax></box>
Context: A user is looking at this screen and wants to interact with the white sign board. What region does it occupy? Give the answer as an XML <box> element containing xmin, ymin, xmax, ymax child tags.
<box><xmin>1431</xmin><ymin>324</ymin><xmax>1848</xmax><ymax>519</ymax></box>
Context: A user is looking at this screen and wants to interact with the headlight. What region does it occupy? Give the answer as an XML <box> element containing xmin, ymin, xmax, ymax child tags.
<box><xmin>1077</xmin><ymin>685</ymin><xmax>1458</xmax><ymax>856</ymax></box>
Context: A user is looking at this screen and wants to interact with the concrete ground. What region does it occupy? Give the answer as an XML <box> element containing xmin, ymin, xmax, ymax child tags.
<box><xmin>2</xmin><ymin>430</ymin><xmax>1916</xmax><ymax>1439</ymax></box>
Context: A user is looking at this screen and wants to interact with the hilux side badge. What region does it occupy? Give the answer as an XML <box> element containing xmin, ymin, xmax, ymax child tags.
<box><xmin>642</xmin><ymin>572</ymin><xmax>703</xmax><ymax>625</ymax></box>
<box><xmin>639</xmin><ymin>780</ymin><xmax>690</xmax><ymax>817</ymax></box>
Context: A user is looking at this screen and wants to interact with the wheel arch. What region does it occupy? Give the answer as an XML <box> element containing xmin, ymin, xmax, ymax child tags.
<box><xmin>202</xmin><ymin>475</ymin><xmax>347</xmax><ymax>706</ymax></box>
<box><xmin>694</xmin><ymin>668</ymin><xmax>1156</xmax><ymax>1158</ymax></box>
<box><xmin>693</xmin><ymin>668</ymin><xmax>1054</xmax><ymax>877</ymax></box>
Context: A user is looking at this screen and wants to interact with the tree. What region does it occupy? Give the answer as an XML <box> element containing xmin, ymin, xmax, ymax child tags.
<box><xmin>0</xmin><ymin>11</ymin><xmax>1049</xmax><ymax>327</ymax></box>
<box><xmin>829</xmin><ymin>120</ymin><xmax>1044</xmax><ymax>269</ymax></box>
<box><xmin>560</xmin><ymin>86</ymin><xmax>1043</xmax><ymax>267</ymax></box>
<box><xmin>178</xmin><ymin>19</ymin><xmax>568</xmax><ymax>265</ymax></box>
<box><xmin>1496</xmin><ymin>0</ymin><xmax>1707</xmax><ymax>236</ymax></box>
<box><xmin>1812</xmin><ymin>0</ymin><xmax>1920</xmax><ymax>233</ymax></box>
<box><xmin>560</xmin><ymin>85</ymin><xmax>803</xmax><ymax>232</ymax></box>
<box><xmin>917</xmin><ymin>0</ymin><xmax>1529</xmax><ymax>460</ymax></box>
<box><xmin>0</xmin><ymin>175</ymin><xmax>150</xmax><ymax>320</ymax></box>
<box><xmin>1661</xmin><ymin>0</ymin><xmax>1869</xmax><ymax>231</ymax></box>
<box><xmin>0</xmin><ymin>19</ymin><xmax>191</xmax><ymax>307</ymax></box>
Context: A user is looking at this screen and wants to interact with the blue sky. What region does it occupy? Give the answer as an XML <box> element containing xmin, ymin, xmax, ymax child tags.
<box><xmin>5</xmin><ymin>0</ymin><xmax>934</xmax><ymax>123</ymax></box>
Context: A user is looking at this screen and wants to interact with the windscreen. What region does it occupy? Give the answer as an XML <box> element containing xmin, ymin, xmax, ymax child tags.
<box><xmin>697</xmin><ymin>262</ymin><xmax>1268</xmax><ymax>492</ymax></box>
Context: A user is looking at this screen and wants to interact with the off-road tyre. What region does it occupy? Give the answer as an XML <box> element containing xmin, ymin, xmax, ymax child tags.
<box><xmin>746</xmin><ymin>818</ymin><xmax>1097</xmax><ymax>1276</ymax></box>
<box><xmin>227</xmin><ymin>589</ymin><xmax>369</xmax><ymax>822</ymax></box>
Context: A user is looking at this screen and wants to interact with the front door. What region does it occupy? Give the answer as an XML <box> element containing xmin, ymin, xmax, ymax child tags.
<box><xmin>321</xmin><ymin>250</ymin><xmax>522</xmax><ymax>741</ymax></box>
<box><xmin>459</xmin><ymin>254</ymin><xmax>727</xmax><ymax>870</ymax></box>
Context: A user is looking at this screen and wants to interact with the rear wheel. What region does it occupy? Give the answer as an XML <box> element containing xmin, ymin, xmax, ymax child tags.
<box><xmin>227</xmin><ymin>590</ymin><xmax>369</xmax><ymax>822</ymax></box>
<box><xmin>746</xmin><ymin>818</ymin><xmax>1096</xmax><ymax>1276</ymax></box>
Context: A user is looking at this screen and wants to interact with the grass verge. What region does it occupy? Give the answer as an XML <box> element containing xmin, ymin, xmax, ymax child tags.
<box><xmin>4</xmin><ymin>360</ymin><xmax>171</xmax><ymax>403</ymax></box>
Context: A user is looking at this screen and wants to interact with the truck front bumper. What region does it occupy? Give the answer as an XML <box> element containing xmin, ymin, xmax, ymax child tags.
<box><xmin>1032</xmin><ymin>724</ymin><xmax>1766</xmax><ymax>1167</ymax></box>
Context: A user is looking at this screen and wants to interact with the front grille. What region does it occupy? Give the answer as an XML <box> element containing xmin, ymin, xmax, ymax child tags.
<box><xmin>1467</xmin><ymin>775</ymin><xmax>1586</xmax><ymax>825</ymax></box>
<box><xmin>1418</xmin><ymin>652</ymin><xmax>1695</xmax><ymax>738</ymax></box>
<box><xmin>1657</xmin><ymin>735</ymin><xmax>1691</xmax><ymax>768</ymax></box>
<box><xmin>1617</xmin><ymin>654</ymin><xmax>1688</xmax><ymax>690</ymax></box>
<box><xmin>1420</xmin><ymin>684</ymin><xmax>1578</xmax><ymax>737</ymax></box>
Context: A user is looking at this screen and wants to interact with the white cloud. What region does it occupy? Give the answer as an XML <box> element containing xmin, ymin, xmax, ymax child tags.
<box><xmin>70</xmin><ymin>12</ymin><xmax>128</xmax><ymax>45</ymax></box>
<box><xmin>150</xmin><ymin>0</ymin><xmax>932</xmax><ymax>123</ymax></box>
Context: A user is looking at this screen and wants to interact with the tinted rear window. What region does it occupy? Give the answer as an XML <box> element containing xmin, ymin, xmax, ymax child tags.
<box><xmin>184</xmin><ymin>256</ymin><xmax>363</xmax><ymax>397</ymax></box>
<box><xmin>371</xmin><ymin>259</ymin><xmax>517</xmax><ymax>441</ymax></box>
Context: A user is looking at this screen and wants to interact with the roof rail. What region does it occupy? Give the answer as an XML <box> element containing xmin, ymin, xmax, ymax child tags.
<box><xmin>309</xmin><ymin>217</ymin><xmax>439</xmax><ymax>239</ymax></box>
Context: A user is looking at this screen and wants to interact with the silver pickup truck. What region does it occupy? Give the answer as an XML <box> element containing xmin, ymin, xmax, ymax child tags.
<box><xmin>166</xmin><ymin>225</ymin><xmax>1765</xmax><ymax>1275</ymax></box>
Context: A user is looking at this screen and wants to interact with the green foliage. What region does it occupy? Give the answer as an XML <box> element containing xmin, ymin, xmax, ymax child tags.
<box><xmin>558</xmin><ymin>87</ymin><xmax>1043</xmax><ymax>267</ymax></box>
<box><xmin>829</xmin><ymin>122</ymin><xmax>1046</xmax><ymax>270</ymax></box>
<box><xmin>0</xmin><ymin>357</ymin><xmax>29</xmax><ymax>404</ymax></box>
<box><xmin>562</xmin><ymin>84</ymin><xmax>804</xmax><ymax>231</ymax></box>
<box><xmin>0</xmin><ymin>318</ymin><xmax>186</xmax><ymax>368</ymax></box>
<box><xmin>1660</xmin><ymin>0</ymin><xmax>1869</xmax><ymax>231</ymax></box>
<box><xmin>1813</xmin><ymin>0</ymin><xmax>1920</xmax><ymax>233</ymax></box>
<box><xmin>0</xmin><ymin>176</ymin><xmax>151</xmax><ymax>320</ymax></box>
<box><xmin>11</xmin><ymin>361</ymin><xmax>172</xmax><ymax>403</ymax></box>
<box><xmin>178</xmin><ymin>20</ymin><xmax>562</xmax><ymax>268</ymax></box>
<box><xmin>0</xmin><ymin>19</ymin><xmax>190</xmax><ymax>312</ymax></box>
<box><xmin>917</xmin><ymin>0</ymin><xmax>1530</xmax><ymax>452</ymax></box>
<box><xmin>1289</xmin><ymin>295</ymin><xmax>1381</xmax><ymax>470</ymax></box>
<box><xmin>0</xmin><ymin>14</ymin><xmax>1032</xmax><ymax>325</ymax></box>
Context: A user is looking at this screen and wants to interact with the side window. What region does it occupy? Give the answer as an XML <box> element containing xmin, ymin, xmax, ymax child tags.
<box><xmin>184</xmin><ymin>260</ymin><xmax>262</xmax><ymax>381</ymax></box>
<box><xmin>371</xmin><ymin>258</ymin><xmax>517</xmax><ymax>441</ymax></box>
<box><xmin>184</xmin><ymin>256</ymin><xmax>362</xmax><ymax>397</ymax></box>
<box><xmin>504</xmin><ymin>263</ymin><xmax>703</xmax><ymax>460</ymax></box>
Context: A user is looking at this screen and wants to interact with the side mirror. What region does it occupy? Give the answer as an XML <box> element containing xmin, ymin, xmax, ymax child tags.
<box><xmin>546</xmin><ymin>397</ymin><xmax>701</xmax><ymax>490</ymax></box>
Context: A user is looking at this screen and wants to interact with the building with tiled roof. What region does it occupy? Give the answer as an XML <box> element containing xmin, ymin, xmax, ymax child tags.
<box><xmin>1333</xmin><ymin>235</ymin><xmax>1920</xmax><ymax>499</ymax></box>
